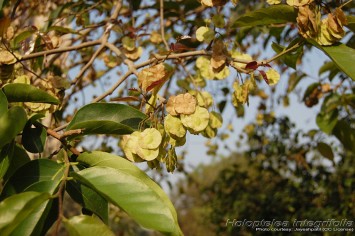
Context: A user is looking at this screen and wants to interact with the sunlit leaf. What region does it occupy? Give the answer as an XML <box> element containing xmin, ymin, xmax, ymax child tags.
<box><xmin>310</xmin><ymin>41</ymin><xmax>355</xmax><ymax>80</ymax></box>
<box><xmin>0</xmin><ymin>192</ymin><xmax>50</xmax><ymax>235</ymax></box>
<box><xmin>74</xmin><ymin>151</ymin><xmax>182</xmax><ymax>235</ymax></box>
<box><xmin>1</xmin><ymin>159</ymin><xmax>64</xmax><ymax>235</ymax></box>
<box><xmin>64</xmin><ymin>215</ymin><xmax>114</xmax><ymax>236</ymax></box>
<box><xmin>66</xmin><ymin>103</ymin><xmax>146</xmax><ymax>136</ymax></box>
<box><xmin>2</xmin><ymin>83</ymin><xmax>59</xmax><ymax>104</ymax></box>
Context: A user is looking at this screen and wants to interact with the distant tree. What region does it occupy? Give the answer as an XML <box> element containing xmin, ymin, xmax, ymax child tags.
<box><xmin>173</xmin><ymin>116</ymin><xmax>355</xmax><ymax>235</ymax></box>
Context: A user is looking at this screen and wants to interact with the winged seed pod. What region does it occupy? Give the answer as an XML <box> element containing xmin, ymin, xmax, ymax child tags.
<box><xmin>138</xmin><ymin>63</ymin><xmax>172</xmax><ymax>92</ymax></box>
<box><xmin>122</xmin><ymin>128</ymin><xmax>163</xmax><ymax>162</ymax></box>
<box><xmin>180</xmin><ymin>106</ymin><xmax>210</xmax><ymax>133</ymax></box>
<box><xmin>164</xmin><ymin>114</ymin><xmax>187</xmax><ymax>138</ymax></box>
<box><xmin>211</xmin><ymin>39</ymin><xmax>228</xmax><ymax>73</ymax></box>
<box><xmin>296</xmin><ymin>5</ymin><xmax>319</xmax><ymax>38</ymax></box>
<box><xmin>166</xmin><ymin>93</ymin><xmax>197</xmax><ymax>116</ymax></box>
<box><xmin>286</xmin><ymin>0</ymin><xmax>314</xmax><ymax>7</ymax></box>
<box><xmin>0</xmin><ymin>49</ymin><xmax>17</xmax><ymax>81</ymax></box>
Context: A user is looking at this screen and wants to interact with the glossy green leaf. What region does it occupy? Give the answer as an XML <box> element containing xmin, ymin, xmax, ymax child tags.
<box><xmin>74</xmin><ymin>151</ymin><xmax>182</xmax><ymax>235</ymax></box>
<box><xmin>0</xmin><ymin>142</ymin><xmax>14</xmax><ymax>179</ymax></box>
<box><xmin>3</xmin><ymin>144</ymin><xmax>30</xmax><ymax>181</ymax></box>
<box><xmin>9</xmin><ymin>198</ymin><xmax>58</xmax><ymax>236</ymax></box>
<box><xmin>317</xmin><ymin>142</ymin><xmax>334</xmax><ymax>160</ymax></box>
<box><xmin>310</xmin><ymin>42</ymin><xmax>355</xmax><ymax>80</ymax></box>
<box><xmin>22</xmin><ymin>121</ymin><xmax>46</xmax><ymax>153</ymax></box>
<box><xmin>233</xmin><ymin>5</ymin><xmax>296</xmax><ymax>28</ymax></box>
<box><xmin>0</xmin><ymin>106</ymin><xmax>27</xmax><ymax>149</ymax></box>
<box><xmin>1</xmin><ymin>159</ymin><xmax>64</xmax><ymax>235</ymax></box>
<box><xmin>0</xmin><ymin>192</ymin><xmax>50</xmax><ymax>235</ymax></box>
<box><xmin>63</xmin><ymin>215</ymin><xmax>114</xmax><ymax>236</ymax></box>
<box><xmin>332</xmin><ymin>119</ymin><xmax>355</xmax><ymax>152</ymax></box>
<box><xmin>66</xmin><ymin>103</ymin><xmax>146</xmax><ymax>136</ymax></box>
<box><xmin>1</xmin><ymin>159</ymin><xmax>64</xmax><ymax>198</ymax></box>
<box><xmin>66</xmin><ymin>180</ymin><xmax>109</xmax><ymax>224</ymax></box>
<box><xmin>0</xmin><ymin>90</ymin><xmax>7</xmax><ymax>118</ymax></box>
<box><xmin>2</xmin><ymin>83</ymin><xmax>60</xmax><ymax>104</ymax></box>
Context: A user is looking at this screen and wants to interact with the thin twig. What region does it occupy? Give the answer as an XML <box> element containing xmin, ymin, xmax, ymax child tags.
<box><xmin>71</xmin><ymin>44</ymin><xmax>106</xmax><ymax>85</ymax></box>
<box><xmin>160</xmin><ymin>0</ymin><xmax>170</xmax><ymax>50</ymax></box>
<box><xmin>46</xmin><ymin>128</ymin><xmax>81</xmax><ymax>155</ymax></box>
<box><xmin>20</xmin><ymin>40</ymin><xmax>102</xmax><ymax>61</ymax></box>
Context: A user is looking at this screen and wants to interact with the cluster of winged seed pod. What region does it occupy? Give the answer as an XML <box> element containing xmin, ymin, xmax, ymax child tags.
<box><xmin>122</xmin><ymin>128</ymin><xmax>163</xmax><ymax>162</ymax></box>
<box><xmin>122</xmin><ymin>91</ymin><xmax>223</xmax><ymax>172</ymax></box>
<box><xmin>268</xmin><ymin>0</ymin><xmax>348</xmax><ymax>46</ymax></box>
<box><xmin>165</xmin><ymin>91</ymin><xmax>223</xmax><ymax>139</ymax></box>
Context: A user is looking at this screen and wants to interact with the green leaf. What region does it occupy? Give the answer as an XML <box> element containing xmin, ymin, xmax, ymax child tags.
<box><xmin>317</xmin><ymin>142</ymin><xmax>334</xmax><ymax>160</ymax></box>
<box><xmin>12</xmin><ymin>29</ymin><xmax>36</xmax><ymax>48</ymax></box>
<box><xmin>22</xmin><ymin>120</ymin><xmax>46</xmax><ymax>153</ymax></box>
<box><xmin>316</xmin><ymin>110</ymin><xmax>338</xmax><ymax>135</ymax></box>
<box><xmin>9</xmin><ymin>198</ymin><xmax>58</xmax><ymax>236</ymax></box>
<box><xmin>63</xmin><ymin>215</ymin><xmax>114</xmax><ymax>236</ymax></box>
<box><xmin>318</xmin><ymin>61</ymin><xmax>340</xmax><ymax>81</ymax></box>
<box><xmin>47</xmin><ymin>25</ymin><xmax>79</xmax><ymax>35</ymax></box>
<box><xmin>316</xmin><ymin>93</ymin><xmax>340</xmax><ymax>134</ymax></box>
<box><xmin>0</xmin><ymin>106</ymin><xmax>27</xmax><ymax>149</ymax></box>
<box><xmin>1</xmin><ymin>159</ymin><xmax>64</xmax><ymax>235</ymax></box>
<box><xmin>66</xmin><ymin>180</ymin><xmax>109</xmax><ymax>224</ymax></box>
<box><xmin>74</xmin><ymin>151</ymin><xmax>182</xmax><ymax>235</ymax></box>
<box><xmin>2</xmin><ymin>83</ymin><xmax>60</xmax><ymax>104</ymax></box>
<box><xmin>0</xmin><ymin>90</ymin><xmax>8</xmax><ymax>118</ymax></box>
<box><xmin>0</xmin><ymin>142</ymin><xmax>14</xmax><ymax>180</ymax></box>
<box><xmin>346</xmin><ymin>15</ymin><xmax>355</xmax><ymax>32</ymax></box>
<box><xmin>287</xmin><ymin>72</ymin><xmax>306</xmax><ymax>93</ymax></box>
<box><xmin>0</xmin><ymin>0</ymin><xmax>4</xmax><ymax>11</ymax></box>
<box><xmin>66</xmin><ymin>103</ymin><xmax>146</xmax><ymax>136</ymax></box>
<box><xmin>0</xmin><ymin>192</ymin><xmax>50</xmax><ymax>236</ymax></box>
<box><xmin>310</xmin><ymin>42</ymin><xmax>355</xmax><ymax>80</ymax></box>
<box><xmin>3</xmin><ymin>144</ymin><xmax>30</xmax><ymax>181</ymax></box>
<box><xmin>233</xmin><ymin>5</ymin><xmax>296</xmax><ymax>28</ymax></box>
<box><xmin>271</xmin><ymin>41</ymin><xmax>303</xmax><ymax>69</ymax></box>
<box><xmin>1</xmin><ymin>159</ymin><xmax>64</xmax><ymax>198</ymax></box>
<box><xmin>332</xmin><ymin>119</ymin><xmax>355</xmax><ymax>153</ymax></box>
